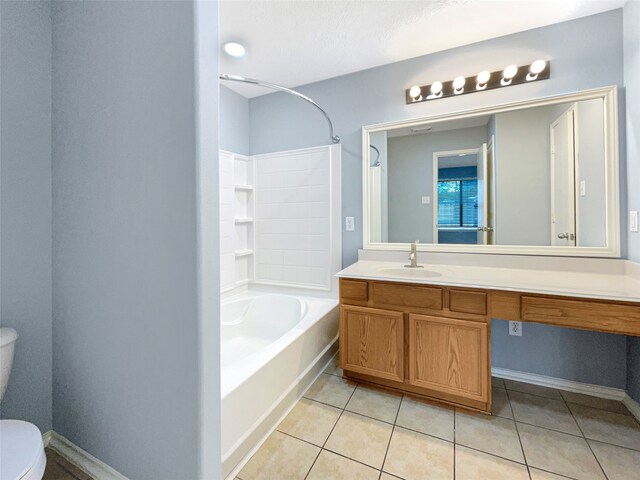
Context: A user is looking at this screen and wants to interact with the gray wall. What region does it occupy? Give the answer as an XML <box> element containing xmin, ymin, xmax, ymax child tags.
<box><xmin>494</xmin><ymin>108</ymin><xmax>551</xmax><ymax>245</ymax></box>
<box><xmin>387</xmin><ymin>127</ymin><xmax>487</xmax><ymax>243</ymax></box>
<box><xmin>624</xmin><ymin>0</ymin><xmax>640</xmax><ymax>402</ymax></box>
<box><xmin>493</xmin><ymin>320</ymin><xmax>627</xmax><ymax>388</ymax></box>
<box><xmin>220</xmin><ymin>85</ymin><xmax>250</xmax><ymax>155</ymax></box>
<box><xmin>0</xmin><ymin>0</ymin><xmax>53</xmax><ymax>432</ymax></box>
<box><xmin>248</xmin><ymin>10</ymin><xmax>629</xmax><ymax>389</ymax></box>
<box><xmin>51</xmin><ymin>2</ymin><xmax>217</xmax><ymax>478</ymax></box>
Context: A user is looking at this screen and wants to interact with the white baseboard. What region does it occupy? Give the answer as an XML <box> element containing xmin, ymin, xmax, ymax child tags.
<box><xmin>492</xmin><ymin>367</ymin><xmax>640</xmax><ymax>423</ymax></box>
<box><xmin>491</xmin><ymin>367</ymin><xmax>628</xmax><ymax>400</ymax></box>
<box><xmin>623</xmin><ymin>394</ymin><xmax>640</xmax><ymax>421</ymax></box>
<box><xmin>42</xmin><ymin>430</ymin><xmax>128</xmax><ymax>480</ymax></box>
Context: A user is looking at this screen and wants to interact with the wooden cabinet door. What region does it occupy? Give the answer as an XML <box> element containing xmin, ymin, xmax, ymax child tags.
<box><xmin>409</xmin><ymin>314</ymin><xmax>488</xmax><ymax>403</ymax></box>
<box><xmin>340</xmin><ymin>305</ymin><xmax>404</xmax><ymax>382</ymax></box>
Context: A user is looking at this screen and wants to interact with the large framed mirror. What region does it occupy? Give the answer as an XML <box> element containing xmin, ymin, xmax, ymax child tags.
<box><xmin>363</xmin><ymin>86</ymin><xmax>620</xmax><ymax>257</ymax></box>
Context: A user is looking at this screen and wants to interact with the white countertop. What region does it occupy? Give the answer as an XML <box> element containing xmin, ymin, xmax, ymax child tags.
<box><xmin>336</xmin><ymin>260</ymin><xmax>640</xmax><ymax>303</ymax></box>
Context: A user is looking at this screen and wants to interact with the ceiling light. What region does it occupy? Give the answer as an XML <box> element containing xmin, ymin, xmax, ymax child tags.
<box><xmin>409</xmin><ymin>85</ymin><xmax>422</xmax><ymax>100</ymax></box>
<box><xmin>224</xmin><ymin>42</ymin><xmax>245</xmax><ymax>58</ymax></box>
<box><xmin>410</xmin><ymin>126</ymin><xmax>432</xmax><ymax>133</ymax></box>
<box><xmin>430</xmin><ymin>82</ymin><xmax>443</xmax><ymax>95</ymax></box>
<box><xmin>476</xmin><ymin>70</ymin><xmax>490</xmax><ymax>90</ymax></box>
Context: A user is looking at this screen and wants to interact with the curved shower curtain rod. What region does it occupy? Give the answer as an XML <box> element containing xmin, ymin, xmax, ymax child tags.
<box><xmin>219</xmin><ymin>74</ymin><xmax>340</xmax><ymax>144</ymax></box>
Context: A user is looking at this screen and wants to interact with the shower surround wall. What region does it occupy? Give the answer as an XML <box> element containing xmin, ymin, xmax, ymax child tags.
<box><xmin>220</xmin><ymin>145</ymin><xmax>341</xmax><ymax>293</ymax></box>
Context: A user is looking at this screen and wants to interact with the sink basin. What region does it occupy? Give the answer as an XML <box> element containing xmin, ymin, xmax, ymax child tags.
<box><xmin>378</xmin><ymin>267</ymin><xmax>442</xmax><ymax>278</ymax></box>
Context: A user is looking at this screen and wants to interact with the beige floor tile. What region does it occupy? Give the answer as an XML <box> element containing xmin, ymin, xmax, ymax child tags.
<box><xmin>529</xmin><ymin>468</ymin><xmax>574</xmax><ymax>479</ymax></box>
<box><xmin>589</xmin><ymin>440</ymin><xmax>640</xmax><ymax>480</ymax></box>
<box><xmin>569</xmin><ymin>403</ymin><xmax>640</xmax><ymax>450</ymax></box>
<box><xmin>380</xmin><ymin>474</ymin><xmax>402</xmax><ymax>480</ymax></box>
<box><xmin>504</xmin><ymin>379</ymin><xmax>563</xmax><ymax>400</ymax></box>
<box><xmin>561</xmin><ymin>391</ymin><xmax>632</xmax><ymax>416</ymax></box>
<box><xmin>383</xmin><ymin>427</ymin><xmax>454</xmax><ymax>480</ymax></box>
<box><xmin>492</xmin><ymin>387</ymin><xmax>513</xmax><ymax>419</ymax></box>
<box><xmin>492</xmin><ymin>377</ymin><xmax>506</xmax><ymax>389</ymax></box>
<box><xmin>455</xmin><ymin>445</ymin><xmax>529</xmax><ymax>480</ymax></box>
<box><xmin>455</xmin><ymin>411</ymin><xmax>524</xmax><ymax>462</ymax></box>
<box><xmin>305</xmin><ymin>373</ymin><xmax>356</xmax><ymax>408</ymax></box>
<box><xmin>395</xmin><ymin>396</ymin><xmax>454</xmax><ymax>441</ymax></box>
<box><xmin>306</xmin><ymin>450</ymin><xmax>380</xmax><ymax>480</ymax></box>
<box><xmin>325</xmin><ymin>411</ymin><xmax>393</xmax><ymax>469</ymax></box>
<box><xmin>517</xmin><ymin>422</ymin><xmax>606</xmax><ymax>480</ymax></box>
<box><xmin>277</xmin><ymin>398</ymin><xmax>342</xmax><ymax>446</ymax></box>
<box><xmin>509</xmin><ymin>390</ymin><xmax>581</xmax><ymax>435</ymax></box>
<box><xmin>345</xmin><ymin>385</ymin><xmax>402</xmax><ymax>424</ymax></box>
<box><xmin>324</xmin><ymin>354</ymin><xmax>343</xmax><ymax>377</ymax></box>
<box><xmin>239</xmin><ymin>431</ymin><xmax>320</xmax><ymax>480</ymax></box>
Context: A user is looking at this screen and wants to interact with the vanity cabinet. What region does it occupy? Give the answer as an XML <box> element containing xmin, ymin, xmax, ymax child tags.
<box><xmin>339</xmin><ymin>278</ymin><xmax>491</xmax><ymax>413</ymax></box>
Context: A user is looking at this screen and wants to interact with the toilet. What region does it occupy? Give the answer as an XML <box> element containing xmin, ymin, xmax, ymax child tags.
<box><xmin>0</xmin><ymin>328</ymin><xmax>47</xmax><ymax>480</ymax></box>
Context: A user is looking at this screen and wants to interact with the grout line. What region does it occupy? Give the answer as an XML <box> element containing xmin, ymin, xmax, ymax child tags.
<box><xmin>505</xmin><ymin>389</ymin><xmax>533</xmax><ymax>480</ymax></box>
<box><xmin>377</xmin><ymin>393</ymin><xmax>404</xmax><ymax>480</ymax></box>
<box><xmin>528</xmin><ymin>466</ymin><xmax>581</xmax><ymax>480</ymax></box>
<box><xmin>303</xmin><ymin>380</ymin><xmax>359</xmax><ymax>480</ymax></box>
<box><xmin>562</xmin><ymin>394</ymin><xmax>610</xmax><ymax>480</ymax></box>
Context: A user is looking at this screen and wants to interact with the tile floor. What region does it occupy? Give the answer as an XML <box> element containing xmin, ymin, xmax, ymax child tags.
<box><xmin>235</xmin><ymin>355</ymin><xmax>640</xmax><ymax>480</ymax></box>
<box><xmin>43</xmin><ymin>448</ymin><xmax>93</xmax><ymax>480</ymax></box>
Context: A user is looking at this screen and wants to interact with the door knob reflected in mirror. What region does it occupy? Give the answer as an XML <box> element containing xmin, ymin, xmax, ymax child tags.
<box><xmin>557</xmin><ymin>233</ymin><xmax>575</xmax><ymax>240</ymax></box>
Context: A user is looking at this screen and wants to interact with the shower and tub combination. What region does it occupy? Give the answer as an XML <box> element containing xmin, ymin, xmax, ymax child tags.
<box><xmin>218</xmin><ymin>75</ymin><xmax>342</xmax><ymax>478</ymax></box>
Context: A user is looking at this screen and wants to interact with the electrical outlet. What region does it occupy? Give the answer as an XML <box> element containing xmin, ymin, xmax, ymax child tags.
<box><xmin>345</xmin><ymin>216</ymin><xmax>355</xmax><ymax>232</ymax></box>
<box><xmin>421</xmin><ymin>196</ymin><xmax>431</xmax><ymax>204</ymax></box>
<box><xmin>509</xmin><ymin>321</ymin><xmax>522</xmax><ymax>336</ymax></box>
<box><xmin>631</xmin><ymin>211</ymin><xmax>639</xmax><ymax>233</ymax></box>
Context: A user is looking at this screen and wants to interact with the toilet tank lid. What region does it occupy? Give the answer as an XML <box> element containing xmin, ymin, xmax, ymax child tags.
<box><xmin>0</xmin><ymin>328</ymin><xmax>18</xmax><ymax>348</ymax></box>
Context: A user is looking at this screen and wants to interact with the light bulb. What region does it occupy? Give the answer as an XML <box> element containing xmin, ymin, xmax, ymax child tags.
<box><xmin>453</xmin><ymin>76</ymin><xmax>466</xmax><ymax>90</ymax></box>
<box><xmin>476</xmin><ymin>70</ymin><xmax>490</xmax><ymax>90</ymax></box>
<box><xmin>224</xmin><ymin>42</ymin><xmax>246</xmax><ymax>57</ymax></box>
<box><xmin>503</xmin><ymin>65</ymin><xmax>518</xmax><ymax>80</ymax></box>
<box><xmin>530</xmin><ymin>59</ymin><xmax>546</xmax><ymax>75</ymax></box>
<box><xmin>430</xmin><ymin>81</ymin><xmax>443</xmax><ymax>95</ymax></box>
<box><xmin>409</xmin><ymin>85</ymin><xmax>422</xmax><ymax>99</ymax></box>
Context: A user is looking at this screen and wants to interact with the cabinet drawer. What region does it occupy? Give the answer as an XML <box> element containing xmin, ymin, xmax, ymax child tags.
<box><xmin>340</xmin><ymin>305</ymin><xmax>404</xmax><ymax>382</ymax></box>
<box><xmin>340</xmin><ymin>279</ymin><xmax>368</xmax><ymax>303</ymax></box>
<box><xmin>450</xmin><ymin>289</ymin><xmax>487</xmax><ymax>315</ymax></box>
<box><xmin>372</xmin><ymin>282</ymin><xmax>443</xmax><ymax>310</ymax></box>
<box><xmin>521</xmin><ymin>296</ymin><xmax>640</xmax><ymax>335</ymax></box>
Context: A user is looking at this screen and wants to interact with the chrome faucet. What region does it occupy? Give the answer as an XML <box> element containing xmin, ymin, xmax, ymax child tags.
<box><xmin>405</xmin><ymin>241</ymin><xmax>424</xmax><ymax>268</ymax></box>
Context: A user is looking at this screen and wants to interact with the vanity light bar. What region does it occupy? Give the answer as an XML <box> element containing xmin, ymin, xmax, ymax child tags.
<box><xmin>405</xmin><ymin>61</ymin><xmax>551</xmax><ymax>104</ymax></box>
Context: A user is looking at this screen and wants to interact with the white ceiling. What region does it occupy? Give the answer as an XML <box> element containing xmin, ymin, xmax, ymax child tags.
<box><xmin>220</xmin><ymin>0</ymin><xmax>625</xmax><ymax>98</ymax></box>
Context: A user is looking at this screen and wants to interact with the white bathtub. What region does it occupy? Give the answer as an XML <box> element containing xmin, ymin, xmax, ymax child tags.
<box><xmin>221</xmin><ymin>290</ymin><xmax>339</xmax><ymax>478</ymax></box>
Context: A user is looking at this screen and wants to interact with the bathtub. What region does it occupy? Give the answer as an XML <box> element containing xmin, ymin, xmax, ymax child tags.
<box><xmin>221</xmin><ymin>289</ymin><xmax>339</xmax><ymax>478</ymax></box>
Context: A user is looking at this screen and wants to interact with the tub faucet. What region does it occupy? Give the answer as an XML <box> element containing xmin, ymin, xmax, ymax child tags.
<box><xmin>405</xmin><ymin>241</ymin><xmax>424</xmax><ymax>268</ymax></box>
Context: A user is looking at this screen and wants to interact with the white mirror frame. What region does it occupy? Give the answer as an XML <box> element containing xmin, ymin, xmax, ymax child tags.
<box><xmin>362</xmin><ymin>86</ymin><xmax>620</xmax><ymax>257</ymax></box>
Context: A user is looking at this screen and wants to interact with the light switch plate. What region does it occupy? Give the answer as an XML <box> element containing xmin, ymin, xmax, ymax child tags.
<box><xmin>580</xmin><ymin>181</ymin><xmax>586</xmax><ymax>196</ymax></box>
<box><xmin>631</xmin><ymin>211</ymin><xmax>639</xmax><ymax>233</ymax></box>
<box><xmin>345</xmin><ymin>216</ymin><xmax>355</xmax><ymax>232</ymax></box>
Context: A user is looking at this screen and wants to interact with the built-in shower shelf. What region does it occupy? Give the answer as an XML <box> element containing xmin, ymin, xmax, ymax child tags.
<box><xmin>234</xmin><ymin>249</ymin><xmax>253</xmax><ymax>257</ymax></box>
<box><xmin>234</xmin><ymin>217</ymin><xmax>253</xmax><ymax>224</ymax></box>
<box><xmin>234</xmin><ymin>184</ymin><xmax>254</xmax><ymax>191</ymax></box>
